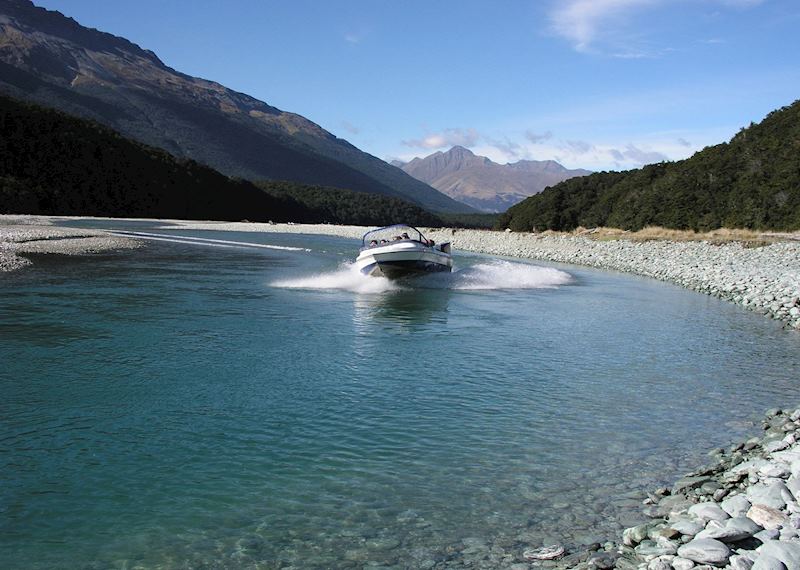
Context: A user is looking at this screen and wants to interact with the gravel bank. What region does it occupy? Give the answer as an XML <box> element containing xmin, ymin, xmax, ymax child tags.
<box><xmin>0</xmin><ymin>217</ymin><xmax>141</xmax><ymax>271</ymax></box>
<box><xmin>168</xmin><ymin>221</ymin><xmax>800</xmax><ymax>331</ymax></box>
<box><xmin>535</xmin><ymin>407</ymin><xmax>800</xmax><ymax>570</ymax></box>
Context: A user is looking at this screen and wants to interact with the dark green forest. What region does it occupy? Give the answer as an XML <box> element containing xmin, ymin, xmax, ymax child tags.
<box><xmin>254</xmin><ymin>181</ymin><xmax>443</xmax><ymax>227</ymax></box>
<box><xmin>0</xmin><ymin>94</ymin><xmax>443</xmax><ymax>227</ymax></box>
<box><xmin>498</xmin><ymin>99</ymin><xmax>800</xmax><ymax>232</ymax></box>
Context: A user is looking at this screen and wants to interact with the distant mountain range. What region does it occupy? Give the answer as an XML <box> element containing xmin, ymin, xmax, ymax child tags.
<box><xmin>499</xmin><ymin>99</ymin><xmax>800</xmax><ymax>232</ymax></box>
<box><xmin>397</xmin><ymin>146</ymin><xmax>591</xmax><ymax>212</ymax></box>
<box><xmin>0</xmin><ymin>0</ymin><xmax>473</xmax><ymax>214</ymax></box>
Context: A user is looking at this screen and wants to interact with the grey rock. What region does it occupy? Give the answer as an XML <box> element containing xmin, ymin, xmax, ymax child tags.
<box><xmin>786</xmin><ymin>476</ymin><xmax>800</xmax><ymax>499</ymax></box>
<box><xmin>671</xmin><ymin>557</ymin><xmax>695</xmax><ymax>570</ymax></box>
<box><xmin>635</xmin><ymin>540</ymin><xmax>677</xmax><ymax>557</ymax></box>
<box><xmin>729</xmin><ymin>554</ymin><xmax>755</xmax><ymax>570</ymax></box>
<box><xmin>747</xmin><ymin>481</ymin><xmax>793</xmax><ymax>510</ymax></box>
<box><xmin>726</xmin><ymin>516</ymin><xmax>763</xmax><ymax>535</ymax></box>
<box><xmin>730</xmin><ymin>460</ymin><xmax>771</xmax><ymax>475</ymax></box>
<box><xmin>758</xmin><ymin>540</ymin><xmax>800</xmax><ymax>568</ymax></box>
<box><xmin>750</xmin><ymin>554</ymin><xmax>787</xmax><ymax>570</ymax></box>
<box><xmin>586</xmin><ymin>551</ymin><xmax>617</xmax><ymax>569</ymax></box>
<box><xmin>612</xmin><ymin>557</ymin><xmax>639</xmax><ymax>570</ymax></box>
<box><xmin>722</xmin><ymin>495</ymin><xmax>753</xmax><ymax>518</ymax></box>
<box><xmin>522</xmin><ymin>544</ymin><xmax>564</xmax><ymax>561</ymax></box>
<box><xmin>763</xmin><ymin>441</ymin><xmax>790</xmax><ymax>454</ymax></box>
<box><xmin>676</xmin><ymin>538</ymin><xmax>731</xmax><ymax>566</ymax></box>
<box><xmin>753</xmin><ymin>528</ymin><xmax>781</xmax><ymax>542</ymax></box>
<box><xmin>623</xmin><ymin>524</ymin><xmax>650</xmax><ymax>546</ymax></box>
<box><xmin>712</xmin><ymin>488</ymin><xmax>729</xmax><ymax>502</ymax></box>
<box><xmin>688</xmin><ymin>502</ymin><xmax>730</xmax><ymax>523</ymax></box>
<box><xmin>701</xmin><ymin>482</ymin><xmax>722</xmax><ymax>495</ymax></box>
<box><xmin>647</xmin><ymin>560</ymin><xmax>672</xmax><ymax>570</ymax></box>
<box><xmin>671</xmin><ymin>519</ymin><xmax>705</xmax><ymax>536</ymax></box>
<box><xmin>695</xmin><ymin>522</ymin><xmax>753</xmax><ymax>543</ymax></box>
<box><xmin>674</xmin><ymin>476</ymin><xmax>714</xmax><ymax>494</ymax></box>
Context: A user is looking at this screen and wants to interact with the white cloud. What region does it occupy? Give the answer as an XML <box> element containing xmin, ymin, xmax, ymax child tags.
<box><xmin>402</xmin><ymin>128</ymin><xmax>481</xmax><ymax>149</ymax></box>
<box><xmin>549</xmin><ymin>0</ymin><xmax>766</xmax><ymax>54</ymax></box>
<box><xmin>344</xmin><ymin>33</ymin><xmax>361</xmax><ymax>44</ymax></box>
<box><xmin>549</xmin><ymin>0</ymin><xmax>657</xmax><ymax>53</ymax></box>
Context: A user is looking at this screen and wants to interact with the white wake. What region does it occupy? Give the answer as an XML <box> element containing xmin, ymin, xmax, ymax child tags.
<box><xmin>445</xmin><ymin>260</ymin><xmax>572</xmax><ymax>290</ymax></box>
<box><xmin>272</xmin><ymin>260</ymin><xmax>571</xmax><ymax>293</ymax></box>
<box><xmin>271</xmin><ymin>263</ymin><xmax>398</xmax><ymax>294</ymax></box>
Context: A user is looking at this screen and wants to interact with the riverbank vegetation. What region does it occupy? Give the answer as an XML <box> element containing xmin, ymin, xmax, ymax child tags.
<box><xmin>498</xmin><ymin>99</ymin><xmax>800</xmax><ymax>233</ymax></box>
<box><xmin>0</xmin><ymin>95</ymin><xmax>445</xmax><ymax>227</ymax></box>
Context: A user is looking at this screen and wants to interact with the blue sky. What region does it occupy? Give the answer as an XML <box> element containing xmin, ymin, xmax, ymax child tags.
<box><xmin>35</xmin><ymin>0</ymin><xmax>800</xmax><ymax>170</ymax></box>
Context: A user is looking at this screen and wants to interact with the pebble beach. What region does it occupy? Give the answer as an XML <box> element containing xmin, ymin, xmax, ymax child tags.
<box><xmin>0</xmin><ymin>215</ymin><xmax>140</xmax><ymax>271</ymax></box>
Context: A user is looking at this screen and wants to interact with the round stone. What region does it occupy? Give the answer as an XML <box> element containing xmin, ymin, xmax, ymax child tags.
<box><xmin>676</xmin><ymin>538</ymin><xmax>731</xmax><ymax>566</ymax></box>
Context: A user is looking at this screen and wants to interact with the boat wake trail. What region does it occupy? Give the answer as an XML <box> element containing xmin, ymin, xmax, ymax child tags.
<box><xmin>273</xmin><ymin>260</ymin><xmax>570</xmax><ymax>293</ymax></box>
<box><xmin>108</xmin><ymin>231</ymin><xmax>310</xmax><ymax>251</ymax></box>
<box><xmin>271</xmin><ymin>264</ymin><xmax>398</xmax><ymax>293</ymax></box>
<box><xmin>419</xmin><ymin>260</ymin><xmax>572</xmax><ymax>290</ymax></box>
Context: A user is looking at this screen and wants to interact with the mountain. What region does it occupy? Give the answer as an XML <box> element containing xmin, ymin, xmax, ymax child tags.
<box><xmin>498</xmin><ymin>100</ymin><xmax>800</xmax><ymax>232</ymax></box>
<box><xmin>0</xmin><ymin>0</ymin><xmax>473</xmax><ymax>214</ymax></box>
<box><xmin>0</xmin><ymin>93</ymin><xmax>443</xmax><ymax>227</ymax></box>
<box><xmin>400</xmin><ymin>146</ymin><xmax>591</xmax><ymax>212</ymax></box>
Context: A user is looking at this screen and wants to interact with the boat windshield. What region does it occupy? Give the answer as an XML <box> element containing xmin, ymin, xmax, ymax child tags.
<box><xmin>361</xmin><ymin>225</ymin><xmax>426</xmax><ymax>248</ymax></box>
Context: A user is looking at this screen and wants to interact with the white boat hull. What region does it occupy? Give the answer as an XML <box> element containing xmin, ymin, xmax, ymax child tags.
<box><xmin>356</xmin><ymin>241</ymin><xmax>452</xmax><ymax>279</ymax></box>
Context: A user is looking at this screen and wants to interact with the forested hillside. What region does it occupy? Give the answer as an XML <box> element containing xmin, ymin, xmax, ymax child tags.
<box><xmin>0</xmin><ymin>0</ymin><xmax>474</xmax><ymax>214</ymax></box>
<box><xmin>498</xmin><ymin>100</ymin><xmax>800</xmax><ymax>232</ymax></box>
<box><xmin>255</xmin><ymin>181</ymin><xmax>442</xmax><ymax>227</ymax></box>
<box><xmin>0</xmin><ymin>95</ymin><xmax>443</xmax><ymax>227</ymax></box>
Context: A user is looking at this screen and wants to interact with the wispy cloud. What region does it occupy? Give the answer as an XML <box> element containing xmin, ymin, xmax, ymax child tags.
<box><xmin>340</xmin><ymin>121</ymin><xmax>360</xmax><ymax>135</ymax></box>
<box><xmin>614</xmin><ymin>143</ymin><xmax>669</xmax><ymax>164</ymax></box>
<box><xmin>549</xmin><ymin>0</ymin><xmax>765</xmax><ymax>55</ymax></box>
<box><xmin>484</xmin><ymin>136</ymin><xmax>522</xmax><ymax>159</ymax></box>
<box><xmin>344</xmin><ymin>33</ymin><xmax>361</xmax><ymax>44</ymax></box>
<box><xmin>525</xmin><ymin>130</ymin><xmax>554</xmax><ymax>144</ymax></box>
<box><xmin>566</xmin><ymin>139</ymin><xmax>595</xmax><ymax>153</ymax></box>
<box><xmin>549</xmin><ymin>0</ymin><xmax>657</xmax><ymax>53</ymax></box>
<box><xmin>716</xmin><ymin>0</ymin><xmax>765</xmax><ymax>7</ymax></box>
<box><xmin>402</xmin><ymin>128</ymin><xmax>481</xmax><ymax>150</ymax></box>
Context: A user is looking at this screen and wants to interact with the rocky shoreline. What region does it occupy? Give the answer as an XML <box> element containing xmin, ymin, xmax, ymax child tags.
<box><xmin>529</xmin><ymin>406</ymin><xmax>800</xmax><ymax>570</ymax></box>
<box><xmin>0</xmin><ymin>216</ymin><xmax>140</xmax><ymax>271</ymax></box>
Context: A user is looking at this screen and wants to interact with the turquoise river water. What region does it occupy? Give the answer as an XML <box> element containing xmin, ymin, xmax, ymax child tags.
<box><xmin>1</xmin><ymin>222</ymin><xmax>799</xmax><ymax>569</ymax></box>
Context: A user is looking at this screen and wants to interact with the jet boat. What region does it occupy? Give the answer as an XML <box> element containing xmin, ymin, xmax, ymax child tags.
<box><xmin>355</xmin><ymin>224</ymin><xmax>452</xmax><ymax>279</ymax></box>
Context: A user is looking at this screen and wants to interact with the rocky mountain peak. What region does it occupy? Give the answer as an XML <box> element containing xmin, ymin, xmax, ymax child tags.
<box><xmin>401</xmin><ymin>148</ymin><xmax>591</xmax><ymax>212</ymax></box>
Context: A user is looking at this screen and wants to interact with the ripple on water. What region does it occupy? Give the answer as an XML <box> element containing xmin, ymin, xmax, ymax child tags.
<box><xmin>1</xmin><ymin>230</ymin><xmax>799</xmax><ymax>569</ymax></box>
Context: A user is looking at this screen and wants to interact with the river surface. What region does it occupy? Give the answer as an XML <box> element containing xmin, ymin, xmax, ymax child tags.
<box><xmin>2</xmin><ymin>222</ymin><xmax>799</xmax><ymax>569</ymax></box>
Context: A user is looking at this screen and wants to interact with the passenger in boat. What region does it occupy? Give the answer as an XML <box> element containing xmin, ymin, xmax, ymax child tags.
<box><xmin>401</xmin><ymin>232</ymin><xmax>409</xmax><ymax>239</ymax></box>
<box><xmin>369</xmin><ymin>239</ymin><xmax>378</xmax><ymax>247</ymax></box>
<box><xmin>393</xmin><ymin>235</ymin><xmax>403</xmax><ymax>241</ymax></box>
<box><xmin>380</xmin><ymin>239</ymin><xmax>388</xmax><ymax>244</ymax></box>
